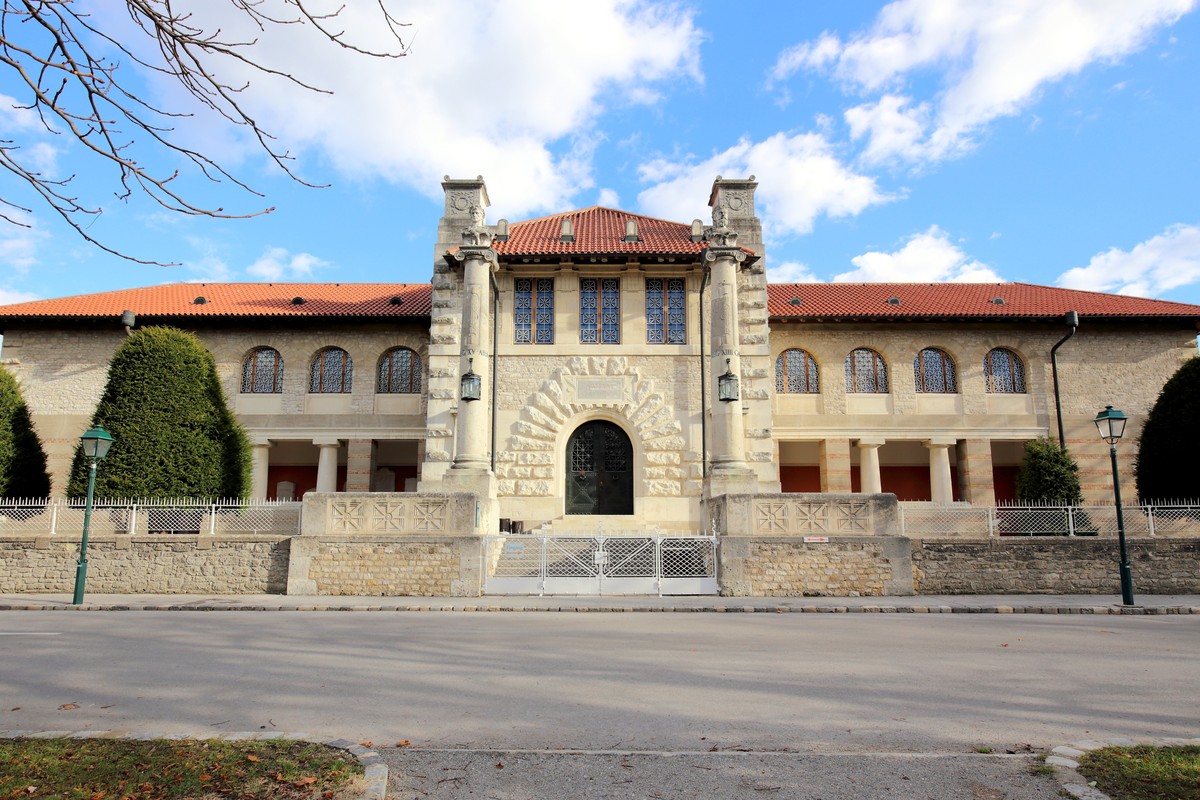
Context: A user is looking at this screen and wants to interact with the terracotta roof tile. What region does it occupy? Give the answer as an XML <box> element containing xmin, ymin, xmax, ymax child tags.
<box><xmin>768</xmin><ymin>282</ymin><xmax>1200</xmax><ymax>320</ymax></box>
<box><xmin>494</xmin><ymin>206</ymin><xmax>704</xmax><ymax>257</ymax></box>
<box><xmin>0</xmin><ymin>283</ymin><xmax>431</xmax><ymax>321</ymax></box>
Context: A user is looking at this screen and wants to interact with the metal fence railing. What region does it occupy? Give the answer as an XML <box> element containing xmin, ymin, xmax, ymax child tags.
<box><xmin>899</xmin><ymin>503</ymin><xmax>1200</xmax><ymax>538</ymax></box>
<box><xmin>0</xmin><ymin>498</ymin><xmax>302</xmax><ymax>536</ymax></box>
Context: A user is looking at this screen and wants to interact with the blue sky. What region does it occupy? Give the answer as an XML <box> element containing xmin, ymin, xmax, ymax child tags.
<box><xmin>2</xmin><ymin>0</ymin><xmax>1199</xmax><ymax>305</ymax></box>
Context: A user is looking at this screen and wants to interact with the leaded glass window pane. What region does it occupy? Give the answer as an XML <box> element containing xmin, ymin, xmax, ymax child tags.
<box><xmin>310</xmin><ymin>347</ymin><xmax>352</xmax><ymax>393</ymax></box>
<box><xmin>646</xmin><ymin>278</ymin><xmax>685</xmax><ymax>344</ymax></box>
<box><xmin>515</xmin><ymin>279</ymin><xmax>533</xmax><ymax>344</ymax></box>
<box><xmin>535</xmin><ymin>278</ymin><xmax>554</xmax><ymax>344</ymax></box>
<box><xmin>241</xmin><ymin>347</ymin><xmax>282</xmax><ymax>393</ymax></box>
<box><xmin>914</xmin><ymin>348</ymin><xmax>957</xmax><ymax>393</ymax></box>
<box><xmin>600</xmin><ymin>278</ymin><xmax>620</xmax><ymax>344</ymax></box>
<box><xmin>985</xmin><ymin>348</ymin><xmax>1026</xmax><ymax>393</ymax></box>
<box><xmin>775</xmin><ymin>349</ymin><xmax>819</xmax><ymax>394</ymax></box>
<box><xmin>378</xmin><ymin>347</ymin><xmax>421</xmax><ymax>394</ymax></box>
<box><xmin>844</xmin><ymin>348</ymin><xmax>888</xmax><ymax>393</ymax></box>
<box><xmin>515</xmin><ymin>278</ymin><xmax>554</xmax><ymax>344</ymax></box>
<box><xmin>580</xmin><ymin>278</ymin><xmax>599</xmax><ymax>343</ymax></box>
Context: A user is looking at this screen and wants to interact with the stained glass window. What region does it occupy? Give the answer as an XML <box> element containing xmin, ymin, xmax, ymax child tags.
<box><xmin>515</xmin><ymin>278</ymin><xmax>555</xmax><ymax>344</ymax></box>
<box><xmin>241</xmin><ymin>347</ymin><xmax>282</xmax><ymax>393</ymax></box>
<box><xmin>775</xmin><ymin>349</ymin><xmax>820</xmax><ymax>394</ymax></box>
<box><xmin>378</xmin><ymin>347</ymin><xmax>421</xmax><ymax>394</ymax></box>
<box><xmin>647</xmin><ymin>278</ymin><xmax>686</xmax><ymax>344</ymax></box>
<box><xmin>844</xmin><ymin>348</ymin><xmax>889</xmax><ymax>393</ymax></box>
<box><xmin>309</xmin><ymin>347</ymin><xmax>352</xmax><ymax>393</ymax></box>
<box><xmin>914</xmin><ymin>348</ymin><xmax>957</xmax><ymax>393</ymax></box>
<box><xmin>985</xmin><ymin>348</ymin><xmax>1026</xmax><ymax>393</ymax></box>
<box><xmin>580</xmin><ymin>278</ymin><xmax>621</xmax><ymax>344</ymax></box>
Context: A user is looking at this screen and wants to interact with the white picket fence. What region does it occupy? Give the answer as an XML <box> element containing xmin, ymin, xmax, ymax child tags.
<box><xmin>0</xmin><ymin>498</ymin><xmax>301</xmax><ymax>536</ymax></box>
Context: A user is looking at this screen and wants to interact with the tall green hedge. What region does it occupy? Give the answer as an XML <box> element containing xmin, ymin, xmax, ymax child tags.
<box><xmin>1136</xmin><ymin>356</ymin><xmax>1200</xmax><ymax>504</ymax></box>
<box><xmin>66</xmin><ymin>327</ymin><xmax>250</xmax><ymax>500</ymax></box>
<box><xmin>1016</xmin><ymin>436</ymin><xmax>1083</xmax><ymax>505</ymax></box>
<box><xmin>0</xmin><ymin>365</ymin><xmax>51</xmax><ymax>498</ymax></box>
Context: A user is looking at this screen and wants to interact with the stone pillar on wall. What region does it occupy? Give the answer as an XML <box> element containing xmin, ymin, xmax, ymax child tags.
<box><xmin>704</xmin><ymin>209</ymin><xmax>757</xmax><ymax>498</ymax></box>
<box><xmin>250</xmin><ymin>440</ymin><xmax>271</xmax><ymax>500</ymax></box>
<box><xmin>820</xmin><ymin>438</ymin><xmax>853</xmax><ymax>492</ymax></box>
<box><xmin>858</xmin><ymin>438</ymin><xmax>884</xmax><ymax>494</ymax></box>
<box><xmin>925</xmin><ymin>438</ymin><xmax>956</xmax><ymax>504</ymax></box>
<box><xmin>957</xmin><ymin>439</ymin><xmax>996</xmax><ymax>506</ymax></box>
<box><xmin>315</xmin><ymin>438</ymin><xmax>340</xmax><ymax>493</ymax></box>
<box><xmin>345</xmin><ymin>438</ymin><xmax>376</xmax><ymax>493</ymax></box>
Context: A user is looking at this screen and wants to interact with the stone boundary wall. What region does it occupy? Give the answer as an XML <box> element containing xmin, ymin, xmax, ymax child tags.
<box><xmin>0</xmin><ymin>536</ymin><xmax>292</xmax><ymax>594</ymax></box>
<box><xmin>286</xmin><ymin>536</ymin><xmax>481</xmax><ymax>597</ymax></box>
<box><xmin>913</xmin><ymin>538</ymin><xmax>1200</xmax><ymax>594</ymax></box>
<box><xmin>719</xmin><ymin>536</ymin><xmax>914</xmax><ymax>597</ymax></box>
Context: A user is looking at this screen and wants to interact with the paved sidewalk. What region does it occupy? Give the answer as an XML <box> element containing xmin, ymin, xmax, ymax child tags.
<box><xmin>1</xmin><ymin>591</ymin><xmax>1198</xmax><ymax>613</ymax></box>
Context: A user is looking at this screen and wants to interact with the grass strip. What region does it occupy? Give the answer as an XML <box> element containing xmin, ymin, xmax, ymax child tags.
<box><xmin>0</xmin><ymin>737</ymin><xmax>361</xmax><ymax>800</ymax></box>
<box><xmin>1076</xmin><ymin>745</ymin><xmax>1200</xmax><ymax>800</ymax></box>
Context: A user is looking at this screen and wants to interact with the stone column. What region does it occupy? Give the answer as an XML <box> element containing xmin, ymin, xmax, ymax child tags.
<box><xmin>250</xmin><ymin>439</ymin><xmax>271</xmax><ymax>500</ymax></box>
<box><xmin>315</xmin><ymin>439</ymin><xmax>341</xmax><ymax>493</ymax></box>
<box><xmin>820</xmin><ymin>438</ymin><xmax>853</xmax><ymax>492</ymax></box>
<box><xmin>448</xmin><ymin>223</ymin><xmax>497</xmax><ymax>477</ymax></box>
<box><xmin>957</xmin><ymin>439</ymin><xmax>996</xmax><ymax>506</ymax></box>
<box><xmin>704</xmin><ymin>215</ymin><xmax>757</xmax><ymax>498</ymax></box>
<box><xmin>925</xmin><ymin>438</ymin><xmax>956</xmax><ymax>504</ymax></box>
<box><xmin>858</xmin><ymin>438</ymin><xmax>885</xmax><ymax>494</ymax></box>
<box><xmin>345</xmin><ymin>438</ymin><xmax>376</xmax><ymax>493</ymax></box>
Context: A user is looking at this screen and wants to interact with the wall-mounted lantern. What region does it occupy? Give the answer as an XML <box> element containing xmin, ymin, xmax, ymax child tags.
<box><xmin>460</xmin><ymin>357</ymin><xmax>481</xmax><ymax>402</ymax></box>
<box><xmin>718</xmin><ymin>358</ymin><xmax>739</xmax><ymax>402</ymax></box>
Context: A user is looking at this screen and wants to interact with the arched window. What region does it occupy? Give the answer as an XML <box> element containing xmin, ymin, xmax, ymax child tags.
<box><xmin>775</xmin><ymin>348</ymin><xmax>820</xmax><ymax>394</ymax></box>
<box><xmin>309</xmin><ymin>347</ymin><xmax>352</xmax><ymax>393</ymax></box>
<box><xmin>984</xmin><ymin>348</ymin><xmax>1026</xmax><ymax>393</ymax></box>
<box><xmin>241</xmin><ymin>347</ymin><xmax>282</xmax><ymax>393</ymax></box>
<box><xmin>378</xmin><ymin>347</ymin><xmax>422</xmax><ymax>394</ymax></box>
<box><xmin>845</xmin><ymin>348</ymin><xmax>889</xmax><ymax>393</ymax></box>
<box><xmin>914</xmin><ymin>348</ymin><xmax>957</xmax><ymax>393</ymax></box>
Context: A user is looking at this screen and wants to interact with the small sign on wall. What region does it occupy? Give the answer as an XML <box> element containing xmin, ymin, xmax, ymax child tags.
<box><xmin>803</xmin><ymin>536</ymin><xmax>830</xmax><ymax>543</ymax></box>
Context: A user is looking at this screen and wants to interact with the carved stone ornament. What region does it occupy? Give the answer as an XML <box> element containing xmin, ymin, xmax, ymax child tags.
<box><xmin>704</xmin><ymin>246</ymin><xmax>746</xmax><ymax>265</ymax></box>
<box><xmin>452</xmin><ymin>245</ymin><xmax>498</xmax><ymax>266</ymax></box>
<box><xmin>446</xmin><ymin>190</ymin><xmax>475</xmax><ymax>214</ymax></box>
<box><xmin>707</xmin><ymin>206</ymin><xmax>739</xmax><ymax>247</ymax></box>
<box><xmin>459</xmin><ymin>204</ymin><xmax>493</xmax><ymax>246</ymax></box>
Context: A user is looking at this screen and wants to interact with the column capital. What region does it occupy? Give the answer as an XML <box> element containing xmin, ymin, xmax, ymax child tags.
<box><xmin>250</xmin><ymin>437</ymin><xmax>273</xmax><ymax>448</ymax></box>
<box><xmin>924</xmin><ymin>437</ymin><xmax>957</xmax><ymax>448</ymax></box>
<box><xmin>451</xmin><ymin>245</ymin><xmax>498</xmax><ymax>268</ymax></box>
<box><xmin>313</xmin><ymin>437</ymin><xmax>341</xmax><ymax>448</ymax></box>
<box><xmin>703</xmin><ymin>245</ymin><xmax>747</xmax><ymax>266</ymax></box>
<box><xmin>857</xmin><ymin>437</ymin><xmax>886</xmax><ymax>448</ymax></box>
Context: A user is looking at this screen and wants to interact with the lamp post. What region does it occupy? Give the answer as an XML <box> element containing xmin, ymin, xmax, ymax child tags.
<box><xmin>1094</xmin><ymin>406</ymin><xmax>1134</xmax><ymax>606</ymax></box>
<box><xmin>72</xmin><ymin>425</ymin><xmax>114</xmax><ymax>605</ymax></box>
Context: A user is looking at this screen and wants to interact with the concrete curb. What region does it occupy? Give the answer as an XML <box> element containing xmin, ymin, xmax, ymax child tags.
<box><xmin>0</xmin><ymin>730</ymin><xmax>387</xmax><ymax>800</ymax></box>
<box><xmin>2</xmin><ymin>601</ymin><xmax>1199</xmax><ymax>614</ymax></box>
<box><xmin>1047</xmin><ymin>736</ymin><xmax>1200</xmax><ymax>800</ymax></box>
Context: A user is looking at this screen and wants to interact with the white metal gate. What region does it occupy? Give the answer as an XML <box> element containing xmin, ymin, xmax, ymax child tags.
<box><xmin>484</xmin><ymin>535</ymin><xmax>718</xmax><ymax>596</ymax></box>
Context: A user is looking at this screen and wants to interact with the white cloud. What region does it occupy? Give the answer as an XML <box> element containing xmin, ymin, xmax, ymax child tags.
<box><xmin>834</xmin><ymin>226</ymin><xmax>1003</xmax><ymax>282</ymax></box>
<box><xmin>596</xmin><ymin>188</ymin><xmax>621</xmax><ymax>208</ymax></box>
<box><xmin>767</xmin><ymin>260</ymin><xmax>823</xmax><ymax>283</ymax></box>
<box><xmin>167</xmin><ymin>1</ymin><xmax>703</xmax><ymax>219</ymax></box>
<box><xmin>773</xmin><ymin>0</ymin><xmax>1195</xmax><ymax>165</ymax></box>
<box><xmin>0</xmin><ymin>288</ymin><xmax>40</xmax><ymax>305</ymax></box>
<box><xmin>246</xmin><ymin>247</ymin><xmax>330</xmax><ymax>281</ymax></box>
<box><xmin>1057</xmin><ymin>223</ymin><xmax>1200</xmax><ymax>298</ymax></box>
<box><xmin>0</xmin><ymin>211</ymin><xmax>46</xmax><ymax>271</ymax></box>
<box><xmin>637</xmin><ymin>133</ymin><xmax>891</xmax><ymax>238</ymax></box>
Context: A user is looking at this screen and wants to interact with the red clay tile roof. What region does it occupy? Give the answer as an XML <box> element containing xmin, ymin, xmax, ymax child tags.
<box><xmin>768</xmin><ymin>282</ymin><xmax>1200</xmax><ymax>321</ymax></box>
<box><xmin>0</xmin><ymin>283</ymin><xmax>431</xmax><ymax>321</ymax></box>
<box><xmin>493</xmin><ymin>206</ymin><xmax>705</xmax><ymax>257</ymax></box>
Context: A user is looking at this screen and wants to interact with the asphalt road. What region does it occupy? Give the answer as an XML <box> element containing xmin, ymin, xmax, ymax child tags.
<box><xmin>2</xmin><ymin>611</ymin><xmax>1194</xmax><ymax>754</ymax></box>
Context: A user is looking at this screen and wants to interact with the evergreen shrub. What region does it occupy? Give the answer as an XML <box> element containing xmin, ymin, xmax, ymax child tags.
<box><xmin>0</xmin><ymin>365</ymin><xmax>51</xmax><ymax>498</ymax></box>
<box><xmin>1136</xmin><ymin>356</ymin><xmax>1200</xmax><ymax>505</ymax></box>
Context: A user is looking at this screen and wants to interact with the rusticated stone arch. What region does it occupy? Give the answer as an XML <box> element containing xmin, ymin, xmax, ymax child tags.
<box><xmin>495</xmin><ymin>356</ymin><xmax>688</xmax><ymax>499</ymax></box>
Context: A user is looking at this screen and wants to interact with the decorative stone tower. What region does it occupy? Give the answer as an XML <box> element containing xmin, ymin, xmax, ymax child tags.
<box><xmin>706</xmin><ymin>176</ymin><xmax>780</xmax><ymax>496</ymax></box>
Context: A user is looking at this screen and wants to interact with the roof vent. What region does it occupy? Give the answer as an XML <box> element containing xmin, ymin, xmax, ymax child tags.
<box><xmin>389</xmin><ymin>296</ymin><xmax>404</xmax><ymax>306</ymax></box>
<box><xmin>690</xmin><ymin>219</ymin><xmax>704</xmax><ymax>242</ymax></box>
<box><xmin>495</xmin><ymin>218</ymin><xmax>509</xmax><ymax>243</ymax></box>
<box><xmin>193</xmin><ymin>296</ymin><xmax>207</xmax><ymax>305</ymax></box>
<box><xmin>560</xmin><ymin>218</ymin><xmax>575</xmax><ymax>243</ymax></box>
<box><xmin>788</xmin><ymin>297</ymin><xmax>803</xmax><ymax>306</ymax></box>
<box><xmin>886</xmin><ymin>296</ymin><xmax>902</xmax><ymax>305</ymax></box>
<box><xmin>624</xmin><ymin>218</ymin><xmax>640</xmax><ymax>243</ymax></box>
<box><xmin>291</xmin><ymin>296</ymin><xmax>306</xmax><ymax>305</ymax></box>
<box><xmin>991</xmin><ymin>297</ymin><xmax>1006</xmax><ymax>305</ymax></box>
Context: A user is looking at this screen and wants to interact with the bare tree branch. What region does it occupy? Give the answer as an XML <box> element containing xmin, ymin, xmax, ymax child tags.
<box><xmin>0</xmin><ymin>0</ymin><xmax>407</xmax><ymax>265</ymax></box>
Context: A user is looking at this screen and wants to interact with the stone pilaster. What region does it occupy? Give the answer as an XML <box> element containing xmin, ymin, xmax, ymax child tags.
<box><xmin>925</xmin><ymin>438</ymin><xmax>956</xmax><ymax>504</ymax></box>
<box><xmin>957</xmin><ymin>439</ymin><xmax>996</xmax><ymax>506</ymax></box>
<box><xmin>345</xmin><ymin>438</ymin><xmax>376</xmax><ymax>493</ymax></box>
<box><xmin>820</xmin><ymin>438</ymin><xmax>853</xmax><ymax>492</ymax></box>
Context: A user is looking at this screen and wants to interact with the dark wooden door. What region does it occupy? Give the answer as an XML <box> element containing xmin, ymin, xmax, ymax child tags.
<box><xmin>566</xmin><ymin>421</ymin><xmax>633</xmax><ymax>515</ymax></box>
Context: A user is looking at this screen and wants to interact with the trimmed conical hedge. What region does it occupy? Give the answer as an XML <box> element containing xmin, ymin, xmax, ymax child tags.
<box><xmin>66</xmin><ymin>327</ymin><xmax>250</xmax><ymax>499</ymax></box>
<box><xmin>0</xmin><ymin>365</ymin><xmax>51</xmax><ymax>498</ymax></box>
<box><xmin>1016</xmin><ymin>436</ymin><xmax>1083</xmax><ymax>505</ymax></box>
<box><xmin>1136</xmin><ymin>356</ymin><xmax>1200</xmax><ymax>504</ymax></box>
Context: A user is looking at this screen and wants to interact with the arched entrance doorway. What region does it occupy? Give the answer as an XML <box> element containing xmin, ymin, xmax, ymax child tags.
<box><xmin>566</xmin><ymin>421</ymin><xmax>633</xmax><ymax>515</ymax></box>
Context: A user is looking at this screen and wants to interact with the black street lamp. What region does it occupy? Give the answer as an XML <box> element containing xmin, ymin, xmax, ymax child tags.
<box><xmin>72</xmin><ymin>425</ymin><xmax>114</xmax><ymax>605</ymax></box>
<box><xmin>460</xmin><ymin>357</ymin><xmax>481</xmax><ymax>402</ymax></box>
<box><xmin>1094</xmin><ymin>405</ymin><xmax>1134</xmax><ymax>606</ymax></box>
